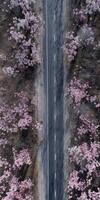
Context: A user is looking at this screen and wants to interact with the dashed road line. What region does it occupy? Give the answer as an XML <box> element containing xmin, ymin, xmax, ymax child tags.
<box><xmin>54</xmin><ymin>153</ymin><xmax>56</xmax><ymax>161</ymax></box>
<box><xmin>54</xmin><ymin>133</ymin><xmax>56</xmax><ymax>142</ymax></box>
<box><xmin>54</xmin><ymin>189</ymin><xmax>57</xmax><ymax>199</ymax></box>
<box><xmin>53</xmin><ymin>34</ymin><xmax>56</xmax><ymax>42</ymax></box>
<box><xmin>54</xmin><ymin>54</ymin><xmax>56</xmax><ymax>62</ymax></box>
<box><xmin>54</xmin><ymin>11</ymin><xmax>56</xmax><ymax>22</ymax></box>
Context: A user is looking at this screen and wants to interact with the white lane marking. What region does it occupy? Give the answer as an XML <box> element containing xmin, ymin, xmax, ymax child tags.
<box><xmin>54</xmin><ymin>91</ymin><xmax>56</xmax><ymax>103</ymax></box>
<box><xmin>54</xmin><ymin>11</ymin><xmax>56</xmax><ymax>22</ymax></box>
<box><xmin>54</xmin><ymin>54</ymin><xmax>56</xmax><ymax>62</ymax></box>
<box><xmin>54</xmin><ymin>172</ymin><xmax>56</xmax><ymax>181</ymax></box>
<box><xmin>54</xmin><ymin>34</ymin><xmax>56</xmax><ymax>42</ymax></box>
<box><xmin>54</xmin><ymin>133</ymin><xmax>56</xmax><ymax>142</ymax></box>
<box><xmin>54</xmin><ymin>111</ymin><xmax>57</xmax><ymax>124</ymax></box>
<box><xmin>54</xmin><ymin>189</ymin><xmax>57</xmax><ymax>199</ymax></box>
<box><xmin>45</xmin><ymin>0</ymin><xmax>49</xmax><ymax>199</ymax></box>
<box><xmin>54</xmin><ymin>153</ymin><xmax>56</xmax><ymax>161</ymax></box>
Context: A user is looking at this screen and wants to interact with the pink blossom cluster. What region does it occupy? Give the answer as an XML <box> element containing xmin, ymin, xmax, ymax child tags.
<box><xmin>0</xmin><ymin>137</ymin><xmax>32</xmax><ymax>199</ymax></box>
<box><xmin>2</xmin><ymin>66</ymin><xmax>15</xmax><ymax>77</ymax></box>
<box><xmin>73</xmin><ymin>0</ymin><xmax>100</xmax><ymax>24</ymax></box>
<box><xmin>64</xmin><ymin>32</ymin><xmax>80</xmax><ymax>63</ymax></box>
<box><xmin>77</xmin><ymin>192</ymin><xmax>89</xmax><ymax>200</ymax></box>
<box><xmin>3</xmin><ymin>0</ymin><xmax>41</xmax><ymax>75</ymax></box>
<box><xmin>73</xmin><ymin>8</ymin><xmax>87</xmax><ymax>23</ymax></box>
<box><xmin>79</xmin><ymin>24</ymin><xmax>95</xmax><ymax>46</ymax></box>
<box><xmin>68</xmin><ymin>141</ymin><xmax>100</xmax><ymax>198</ymax></box>
<box><xmin>64</xmin><ymin>0</ymin><xmax>100</xmax><ymax>62</ymax></box>
<box><xmin>0</xmin><ymin>1</ymin><xmax>39</xmax><ymax>199</ymax></box>
<box><xmin>68</xmin><ymin>170</ymin><xmax>85</xmax><ymax>192</ymax></box>
<box><xmin>67</xmin><ymin>79</ymin><xmax>100</xmax><ymax>199</ymax></box>
<box><xmin>2</xmin><ymin>176</ymin><xmax>33</xmax><ymax>200</ymax></box>
<box><xmin>68</xmin><ymin>78</ymin><xmax>89</xmax><ymax>106</ymax></box>
<box><xmin>67</xmin><ymin>80</ymin><xmax>100</xmax><ymax>199</ymax></box>
<box><xmin>0</xmin><ymin>91</ymin><xmax>32</xmax><ymax>133</ymax></box>
<box><xmin>90</xmin><ymin>95</ymin><xmax>100</xmax><ymax>108</ymax></box>
<box><xmin>77</xmin><ymin>190</ymin><xmax>100</xmax><ymax>200</ymax></box>
<box><xmin>67</xmin><ymin>0</ymin><xmax>100</xmax><ymax>62</ymax></box>
<box><xmin>0</xmin><ymin>142</ymin><xmax>32</xmax><ymax>199</ymax></box>
<box><xmin>86</xmin><ymin>0</ymin><xmax>100</xmax><ymax>14</ymax></box>
<box><xmin>0</xmin><ymin>170</ymin><xmax>11</xmax><ymax>197</ymax></box>
<box><xmin>0</xmin><ymin>91</ymin><xmax>33</xmax><ymax>198</ymax></box>
<box><xmin>64</xmin><ymin>26</ymin><xmax>95</xmax><ymax>63</ymax></box>
<box><xmin>0</xmin><ymin>152</ymin><xmax>12</xmax><ymax>197</ymax></box>
<box><xmin>18</xmin><ymin>114</ymin><xmax>32</xmax><ymax>129</ymax></box>
<box><xmin>0</xmin><ymin>139</ymin><xmax>8</xmax><ymax>146</ymax></box>
<box><xmin>68</xmin><ymin>78</ymin><xmax>100</xmax><ymax>110</ymax></box>
<box><xmin>66</xmin><ymin>1</ymin><xmax>100</xmax><ymax>199</ymax></box>
<box><xmin>88</xmin><ymin>189</ymin><xmax>100</xmax><ymax>200</ymax></box>
<box><xmin>10</xmin><ymin>0</ymin><xmax>33</xmax><ymax>9</ymax></box>
<box><xmin>0</xmin><ymin>156</ymin><xmax>9</xmax><ymax>168</ymax></box>
<box><xmin>13</xmin><ymin>148</ymin><xmax>32</xmax><ymax>168</ymax></box>
<box><xmin>77</xmin><ymin>114</ymin><xmax>99</xmax><ymax>137</ymax></box>
<box><xmin>69</xmin><ymin>142</ymin><xmax>100</xmax><ymax>173</ymax></box>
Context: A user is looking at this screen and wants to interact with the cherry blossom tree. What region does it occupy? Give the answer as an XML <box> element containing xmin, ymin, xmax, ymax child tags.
<box><xmin>65</xmin><ymin>1</ymin><xmax>100</xmax><ymax>199</ymax></box>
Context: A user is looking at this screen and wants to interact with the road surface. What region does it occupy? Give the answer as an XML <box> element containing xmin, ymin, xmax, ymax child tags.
<box><xmin>43</xmin><ymin>0</ymin><xmax>64</xmax><ymax>199</ymax></box>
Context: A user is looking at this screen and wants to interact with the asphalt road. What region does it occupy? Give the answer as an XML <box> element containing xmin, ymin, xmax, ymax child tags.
<box><xmin>43</xmin><ymin>0</ymin><xmax>64</xmax><ymax>200</ymax></box>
